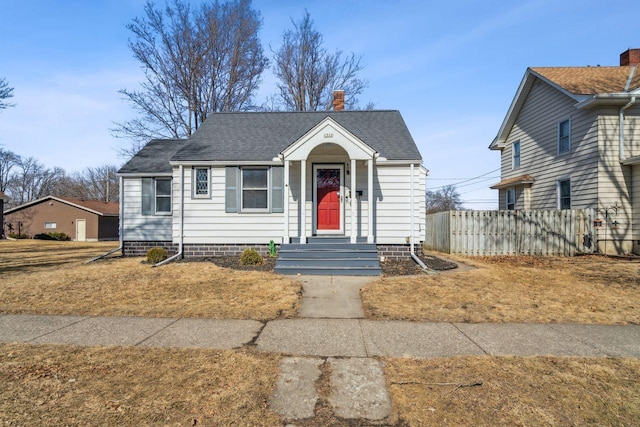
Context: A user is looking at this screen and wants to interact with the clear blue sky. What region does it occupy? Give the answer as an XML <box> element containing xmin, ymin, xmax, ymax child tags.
<box><xmin>0</xmin><ymin>0</ymin><xmax>638</xmax><ymax>209</ymax></box>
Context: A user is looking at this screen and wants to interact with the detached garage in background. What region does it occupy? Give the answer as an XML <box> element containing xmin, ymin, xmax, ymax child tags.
<box><xmin>3</xmin><ymin>196</ymin><xmax>119</xmax><ymax>241</ymax></box>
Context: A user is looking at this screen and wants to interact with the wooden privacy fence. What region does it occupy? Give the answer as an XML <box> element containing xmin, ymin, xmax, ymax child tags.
<box><xmin>424</xmin><ymin>209</ymin><xmax>596</xmax><ymax>256</ymax></box>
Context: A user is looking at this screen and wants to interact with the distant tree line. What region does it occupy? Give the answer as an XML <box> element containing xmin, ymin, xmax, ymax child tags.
<box><xmin>0</xmin><ymin>147</ymin><xmax>119</xmax><ymax>209</ymax></box>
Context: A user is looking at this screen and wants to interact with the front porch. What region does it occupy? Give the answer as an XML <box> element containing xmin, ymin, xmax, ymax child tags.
<box><xmin>280</xmin><ymin>117</ymin><xmax>378</xmax><ymax>246</ymax></box>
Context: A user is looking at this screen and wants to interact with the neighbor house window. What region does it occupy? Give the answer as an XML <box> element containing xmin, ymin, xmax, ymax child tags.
<box><xmin>506</xmin><ymin>188</ymin><xmax>516</xmax><ymax>210</ymax></box>
<box><xmin>193</xmin><ymin>167</ymin><xmax>210</xmax><ymax>198</ymax></box>
<box><xmin>558</xmin><ymin>119</ymin><xmax>571</xmax><ymax>154</ymax></box>
<box><xmin>242</xmin><ymin>167</ymin><xmax>269</xmax><ymax>211</ymax></box>
<box><xmin>44</xmin><ymin>222</ymin><xmax>57</xmax><ymax>229</ymax></box>
<box><xmin>558</xmin><ymin>179</ymin><xmax>571</xmax><ymax>209</ymax></box>
<box><xmin>142</xmin><ymin>177</ymin><xmax>172</xmax><ymax>215</ymax></box>
<box><xmin>512</xmin><ymin>141</ymin><xmax>521</xmax><ymax>169</ymax></box>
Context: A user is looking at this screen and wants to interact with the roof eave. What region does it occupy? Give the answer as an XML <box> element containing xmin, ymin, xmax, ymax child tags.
<box><xmin>576</xmin><ymin>93</ymin><xmax>639</xmax><ymax>109</ymax></box>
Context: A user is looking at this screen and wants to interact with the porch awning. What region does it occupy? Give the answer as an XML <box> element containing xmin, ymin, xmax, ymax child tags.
<box><xmin>490</xmin><ymin>174</ymin><xmax>535</xmax><ymax>189</ymax></box>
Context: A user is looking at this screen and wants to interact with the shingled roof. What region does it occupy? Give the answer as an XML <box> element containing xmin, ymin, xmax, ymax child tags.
<box><xmin>118</xmin><ymin>139</ymin><xmax>185</xmax><ymax>174</ymax></box>
<box><xmin>171</xmin><ymin>110</ymin><xmax>422</xmax><ymax>162</ymax></box>
<box><xmin>531</xmin><ymin>66</ymin><xmax>640</xmax><ymax>95</ymax></box>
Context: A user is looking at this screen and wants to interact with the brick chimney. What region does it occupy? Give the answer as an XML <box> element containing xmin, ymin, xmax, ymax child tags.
<box><xmin>620</xmin><ymin>48</ymin><xmax>640</xmax><ymax>66</ymax></box>
<box><xmin>332</xmin><ymin>90</ymin><xmax>345</xmax><ymax>111</ymax></box>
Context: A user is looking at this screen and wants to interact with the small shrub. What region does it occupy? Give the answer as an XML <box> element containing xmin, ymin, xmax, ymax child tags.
<box><xmin>8</xmin><ymin>233</ymin><xmax>29</xmax><ymax>239</ymax></box>
<box><xmin>35</xmin><ymin>232</ymin><xmax>70</xmax><ymax>241</ymax></box>
<box><xmin>146</xmin><ymin>247</ymin><xmax>168</xmax><ymax>264</ymax></box>
<box><xmin>240</xmin><ymin>248</ymin><xmax>263</xmax><ymax>266</ymax></box>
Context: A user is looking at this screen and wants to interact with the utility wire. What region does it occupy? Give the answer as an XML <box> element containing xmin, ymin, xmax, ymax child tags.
<box><xmin>426</xmin><ymin>167</ymin><xmax>500</xmax><ymax>190</ymax></box>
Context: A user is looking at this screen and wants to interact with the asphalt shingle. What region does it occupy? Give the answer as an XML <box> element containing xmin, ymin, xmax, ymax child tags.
<box><xmin>171</xmin><ymin>110</ymin><xmax>422</xmax><ymax>162</ymax></box>
<box><xmin>118</xmin><ymin>139</ymin><xmax>185</xmax><ymax>174</ymax></box>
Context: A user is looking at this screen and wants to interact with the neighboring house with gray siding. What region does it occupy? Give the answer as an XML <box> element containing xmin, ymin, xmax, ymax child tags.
<box><xmin>117</xmin><ymin>106</ymin><xmax>426</xmax><ymax>265</ymax></box>
<box><xmin>490</xmin><ymin>48</ymin><xmax>640</xmax><ymax>255</ymax></box>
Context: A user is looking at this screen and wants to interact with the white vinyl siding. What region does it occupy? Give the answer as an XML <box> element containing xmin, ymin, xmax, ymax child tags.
<box><xmin>597</xmin><ymin>111</ymin><xmax>635</xmax><ymax>253</ymax></box>
<box><xmin>500</xmin><ymin>79</ymin><xmax>599</xmax><ymax>211</ymax></box>
<box><xmin>123</xmin><ymin>178</ymin><xmax>172</xmax><ymax>241</ymax></box>
<box><xmin>175</xmin><ymin>166</ymin><xmax>284</xmax><ymax>244</ymax></box>
<box><xmin>633</xmin><ymin>165</ymin><xmax>640</xmax><ymax>254</ymax></box>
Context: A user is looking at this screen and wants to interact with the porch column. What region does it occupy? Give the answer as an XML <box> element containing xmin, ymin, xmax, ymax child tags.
<box><xmin>300</xmin><ymin>160</ymin><xmax>307</xmax><ymax>244</ymax></box>
<box><xmin>283</xmin><ymin>159</ymin><xmax>290</xmax><ymax>244</ymax></box>
<box><xmin>350</xmin><ymin>158</ymin><xmax>357</xmax><ymax>243</ymax></box>
<box><xmin>367</xmin><ymin>158</ymin><xmax>374</xmax><ymax>244</ymax></box>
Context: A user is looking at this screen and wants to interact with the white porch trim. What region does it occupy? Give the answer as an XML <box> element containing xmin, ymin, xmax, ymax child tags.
<box><xmin>350</xmin><ymin>158</ymin><xmax>357</xmax><ymax>243</ymax></box>
<box><xmin>367</xmin><ymin>158</ymin><xmax>374</xmax><ymax>243</ymax></box>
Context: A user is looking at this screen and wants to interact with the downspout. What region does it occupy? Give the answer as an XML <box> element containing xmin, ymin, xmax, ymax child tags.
<box><xmin>410</xmin><ymin>163</ymin><xmax>429</xmax><ymax>271</ymax></box>
<box><xmin>619</xmin><ymin>96</ymin><xmax>637</xmax><ymax>162</ymax></box>
<box><xmin>85</xmin><ymin>175</ymin><xmax>124</xmax><ymax>263</ymax></box>
<box><xmin>155</xmin><ymin>165</ymin><xmax>184</xmax><ymax>266</ymax></box>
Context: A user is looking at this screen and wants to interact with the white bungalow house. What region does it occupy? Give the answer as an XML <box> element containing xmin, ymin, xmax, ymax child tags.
<box><xmin>117</xmin><ymin>105</ymin><xmax>426</xmax><ymax>274</ymax></box>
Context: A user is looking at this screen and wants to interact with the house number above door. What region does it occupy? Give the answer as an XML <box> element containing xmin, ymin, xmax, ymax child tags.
<box><xmin>323</xmin><ymin>133</ymin><xmax>333</xmax><ymax>138</ymax></box>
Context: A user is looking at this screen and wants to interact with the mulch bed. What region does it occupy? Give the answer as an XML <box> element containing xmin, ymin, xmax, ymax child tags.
<box><xmin>181</xmin><ymin>253</ymin><xmax>457</xmax><ymax>276</ymax></box>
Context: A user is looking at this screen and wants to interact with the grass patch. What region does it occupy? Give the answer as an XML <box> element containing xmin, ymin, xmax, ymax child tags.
<box><xmin>386</xmin><ymin>356</ymin><xmax>640</xmax><ymax>426</ymax></box>
<box><xmin>362</xmin><ymin>255</ymin><xmax>640</xmax><ymax>324</ymax></box>
<box><xmin>0</xmin><ymin>343</ymin><xmax>281</xmax><ymax>426</ymax></box>
<box><xmin>0</xmin><ymin>241</ymin><xmax>300</xmax><ymax>320</ymax></box>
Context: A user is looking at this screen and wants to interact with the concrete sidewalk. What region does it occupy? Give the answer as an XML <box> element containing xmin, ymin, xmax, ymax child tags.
<box><xmin>1</xmin><ymin>313</ymin><xmax>638</xmax><ymax>358</ymax></box>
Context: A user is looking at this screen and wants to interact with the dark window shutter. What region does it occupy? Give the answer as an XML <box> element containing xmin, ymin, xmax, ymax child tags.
<box><xmin>271</xmin><ymin>166</ymin><xmax>284</xmax><ymax>213</ymax></box>
<box><xmin>225</xmin><ymin>167</ymin><xmax>239</xmax><ymax>213</ymax></box>
<box><xmin>141</xmin><ymin>178</ymin><xmax>154</xmax><ymax>215</ymax></box>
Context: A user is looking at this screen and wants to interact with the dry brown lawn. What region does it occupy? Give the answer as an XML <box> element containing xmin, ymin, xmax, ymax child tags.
<box><xmin>386</xmin><ymin>356</ymin><xmax>640</xmax><ymax>426</ymax></box>
<box><xmin>2</xmin><ymin>343</ymin><xmax>638</xmax><ymax>426</ymax></box>
<box><xmin>0</xmin><ymin>343</ymin><xmax>281</xmax><ymax>426</ymax></box>
<box><xmin>0</xmin><ymin>240</ymin><xmax>300</xmax><ymax>320</ymax></box>
<box><xmin>363</xmin><ymin>255</ymin><xmax>640</xmax><ymax>324</ymax></box>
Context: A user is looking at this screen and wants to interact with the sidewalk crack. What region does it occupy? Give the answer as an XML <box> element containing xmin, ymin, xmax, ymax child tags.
<box><xmin>358</xmin><ymin>319</ymin><xmax>371</xmax><ymax>357</ymax></box>
<box><xmin>452</xmin><ymin>323</ymin><xmax>488</xmax><ymax>355</ymax></box>
<box><xmin>134</xmin><ymin>317</ymin><xmax>181</xmax><ymax>347</ymax></box>
<box><xmin>28</xmin><ymin>316</ymin><xmax>91</xmax><ymax>343</ymax></box>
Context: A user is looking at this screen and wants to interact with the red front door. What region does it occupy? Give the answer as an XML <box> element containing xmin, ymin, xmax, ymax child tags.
<box><xmin>316</xmin><ymin>168</ymin><xmax>341</xmax><ymax>231</ymax></box>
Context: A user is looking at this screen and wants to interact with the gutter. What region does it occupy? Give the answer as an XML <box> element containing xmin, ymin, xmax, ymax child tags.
<box><xmin>85</xmin><ymin>176</ymin><xmax>125</xmax><ymax>264</ymax></box>
<box><xmin>409</xmin><ymin>163</ymin><xmax>429</xmax><ymax>271</ymax></box>
<box><xmin>619</xmin><ymin>96</ymin><xmax>637</xmax><ymax>162</ymax></box>
<box><xmin>155</xmin><ymin>165</ymin><xmax>185</xmax><ymax>266</ymax></box>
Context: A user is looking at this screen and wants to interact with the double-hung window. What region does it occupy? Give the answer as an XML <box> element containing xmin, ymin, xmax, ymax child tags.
<box><xmin>142</xmin><ymin>177</ymin><xmax>172</xmax><ymax>215</ymax></box>
<box><xmin>506</xmin><ymin>188</ymin><xmax>516</xmax><ymax>210</ymax></box>
<box><xmin>225</xmin><ymin>166</ymin><xmax>284</xmax><ymax>213</ymax></box>
<box><xmin>558</xmin><ymin>179</ymin><xmax>571</xmax><ymax>209</ymax></box>
<box><xmin>193</xmin><ymin>167</ymin><xmax>210</xmax><ymax>198</ymax></box>
<box><xmin>558</xmin><ymin>119</ymin><xmax>571</xmax><ymax>154</ymax></box>
<box><xmin>512</xmin><ymin>141</ymin><xmax>521</xmax><ymax>169</ymax></box>
<box><xmin>242</xmin><ymin>168</ymin><xmax>269</xmax><ymax>211</ymax></box>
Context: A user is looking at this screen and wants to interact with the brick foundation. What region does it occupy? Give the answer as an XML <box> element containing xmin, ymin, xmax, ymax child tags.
<box><xmin>377</xmin><ymin>244</ymin><xmax>422</xmax><ymax>260</ymax></box>
<box><xmin>123</xmin><ymin>241</ymin><xmax>420</xmax><ymax>260</ymax></box>
<box><xmin>123</xmin><ymin>241</ymin><xmax>273</xmax><ymax>258</ymax></box>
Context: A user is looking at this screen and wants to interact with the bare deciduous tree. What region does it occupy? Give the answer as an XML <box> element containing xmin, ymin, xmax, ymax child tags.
<box><xmin>272</xmin><ymin>10</ymin><xmax>368</xmax><ymax>111</ymax></box>
<box><xmin>426</xmin><ymin>185</ymin><xmax>464</xmax><ymax>214</ymax></box>
<box><xmin>0</xmin><ymin>78</ymin><xmax>15</xmax><ymax>110</ymax></box>
<box><xmin>6</xmin><ymin>157</ymin><xmax>65</xmax><ymax>206</ymax></box>
<box><xmin>60</xmin><ymin>165</ymin><xmax>120</xmax><ymax>202</ymax></box>
<box><xmin>0</xmin><ymin>148</ymin><xmax>19</xmax><ymax>192</ymax></box>
<box><xmin>113</xmin><ymin>0</ymin><xmax>268</xmax><ymax>158</ymax></box>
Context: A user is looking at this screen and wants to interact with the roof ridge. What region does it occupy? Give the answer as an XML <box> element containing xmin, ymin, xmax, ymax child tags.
<box><xmin>202</xmin><ymin>110</ymin><xmax>400</xmax><ymax>115</ymax></box>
